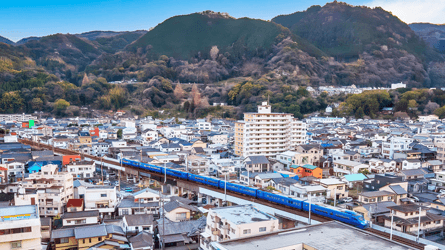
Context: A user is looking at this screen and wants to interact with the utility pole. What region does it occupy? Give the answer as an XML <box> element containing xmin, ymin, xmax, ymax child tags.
<box><xmin>417</xmin><ymin>207</ymin><xmax>422</xmax><ymax>242</ymax></box>
<box><xmin>224</xmin><ymin>173</ymin><xmax>227</xmax><ymax>204</ymax></box>
<box><xmin>119</xmin><ymin>156</ymin><xmax>121</xmax><ymax>192</ymax></box>
<box><xmin>308</xmin><ymin>195</ymin><xmax>311</xmax><ymax>225</ymax></box>
<box><xmin>101</xmin><ymin>157</ymin><xmax>104</xmax><ymax>184</ymax></box>
<box><xmin>390</xmin><ymin>210</ymin><xmax>394</xmax><ymax>241</ymax></box>
<box><xmin>334</xmin><ymin>188</ymin><xmax>337</xmax><ymax>207</ymax></box>
<box><xmin>159</xmin><ymin>190</ymin><xmax>165</xmax><ymax>250</ymax></box>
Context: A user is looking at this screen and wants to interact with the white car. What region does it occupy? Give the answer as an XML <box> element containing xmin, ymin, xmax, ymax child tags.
<box><xmin>340</xmin><ymin>197</ymin><xmax>353</xmax><ymax>203</ymax></box>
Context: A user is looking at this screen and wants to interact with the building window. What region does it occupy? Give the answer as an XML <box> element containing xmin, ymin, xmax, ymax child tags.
<box><xmin>243</xmin><ymin>229</ymin><xmax>251</xmax><ymax>234</ymax></box>
<box><xmin>60</xmin><ymin>238</ymin><xmax>69</xmax><ymax>244</ymax></box>
<box><xmin>101</xmin><ymin>194</ymin><xmax>107</xmax><ymax>197</ymax></box>
<box><xmin>89</xmin><ymin>238</ymin><xmax>92</xmax><ymax>243</ymax></box>
<box><xmin>98</xmin><ymin>237</ymin><xmax>102</xmax><ymax>241</ymax></box>
<box><xmin>11</xmin><ymin>241</ymin><xmax>22</xmax><ymax>249</ymax></box>
<box><xmin>259</xmin><ymin>227</ymin><xmax>266</xmax><ymax>232</ymax></box>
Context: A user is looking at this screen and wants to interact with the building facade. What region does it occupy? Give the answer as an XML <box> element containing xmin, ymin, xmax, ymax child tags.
<box><xmin>234</xmin><ymin>102</ymin><xmax>306</xmax><ymax>158</ymax></box>
<box><xmin>0</xmin><ymin>205</ymin><xmax>41</xmax><ymax>250</ymax></box>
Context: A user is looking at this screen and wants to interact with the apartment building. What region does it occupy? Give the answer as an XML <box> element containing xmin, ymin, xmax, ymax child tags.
<box><xmin>382</xmin><ymin>137</ymin><xmax>414</xmax><ymax>159</ymax></box>
<box><xmin>0</xmin><ymin>113</ymin><xmax>36</xmax><ymax>122</ymax></box>
<box><xmin>75</xmin><ymin>183</ymin><xmax>117</xmax><ymax>218</ymax></box>
<box><xmin>23</xmin><ymin>164</ymin><xmax>74</xmax><ymax>217</ymax></box>
<box><xmin>234</xmin><ymin>102</ymin><xmax>307</xmax><ymax>157</ymax></box>
<box><xmin>0</xmin><ymin>205</ymin><xmax>41</xmax><ymax>250</ymax></box>
<box><xmin>200</xmin><ymin>205</ymin><xmax>279</xmax><ymax>250</ymax></box>
<box><xmin>65</xmin><ymin>160</ymin><xmax>95</xmax><ymax>178</ymax></box>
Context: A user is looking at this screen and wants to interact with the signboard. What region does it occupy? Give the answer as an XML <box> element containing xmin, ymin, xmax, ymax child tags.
<box><xmin>29</xmin><ymin>119</ymin><xmax>35</xmax><ymax>128</ymax></box>
<box><xmin>1</xmin><ymin>214</ymin><xmax>31</xmax><ymax>221</ymax></box>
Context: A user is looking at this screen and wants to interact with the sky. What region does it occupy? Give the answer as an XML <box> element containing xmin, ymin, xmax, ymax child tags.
<box><xmin>1</xmin><ymin>0</ymin><xmax>444</xmax><ymax>42</ymax></box>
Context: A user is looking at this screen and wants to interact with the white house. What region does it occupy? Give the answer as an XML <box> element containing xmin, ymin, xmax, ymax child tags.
<box><xmin>66</xmin><ymin>160</ymin><xmax>95</xmax><ymax>178</ymax></box>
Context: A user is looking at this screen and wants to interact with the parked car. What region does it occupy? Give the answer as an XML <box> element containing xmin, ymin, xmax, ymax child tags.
<box><xmin>103</xmin><ymin>180</ymin><xmax>110</xmax><ymax>185</ymax></box>
<box><xmin>125</xmin><ymin>188</ymin><xmax>133</xmax><ymax>192</ymax></box>
<box><xmin>340</xmin><ymin>197</ymin><xmax>353</xmax><ymax>203</ymax></box>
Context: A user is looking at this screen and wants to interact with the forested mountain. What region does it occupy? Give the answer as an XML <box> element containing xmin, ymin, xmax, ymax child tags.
<box><xmin>0</xmin><ymin>36</ymin><xmax>15</xmax><ymax>45</ymax></box>
<box><xmin>409</xmin><ymin>23</ymin><xmax>445</xmax><ymax>53</ymax></box>
<box><xmin>0</xmin><ymin>2</ymin><xmax>444</xmax><ymax>118</ymax></box>
<box><xmin>75</xmin><ymin>30</ymin><xmax>147</xmax><ymax>41</ymax></box>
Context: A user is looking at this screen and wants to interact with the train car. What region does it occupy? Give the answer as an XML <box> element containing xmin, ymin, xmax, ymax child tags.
<box><xmin>188</xmin><ymin>174</ymin><xmax>220</xmax><ymax>187</ymax></box>
<box><xmin>256</xmin><ymin>190</ymin><xmax>290</xmax><ymax>205</ymax></box>
<box><xmin>218</xmin><ymin>181</ymin><xmax>257</xmax><ymax>197</ymax></box>
<box><xmin>286</xmin><ymin>197</ymin><xmax>304</xmax><ymax>210</ymax></box>
<box><xmin>121</xmin><ymin>158</ymin><xmax>132</xmax><ymax>166</ymax></box>
<box><xmin>302</xmin><ymin>202</ymin><xmax>368</xmax><ymax>229</ymax></box>
<box><xmin>166</xmin><ymin>168</ymin><xmax>188</xmax><ymax>179</ymax></box>
<box><xmin>144</xmin><ymin>163</ymin><xmax>164</xmax><ymax>174</ymax></box>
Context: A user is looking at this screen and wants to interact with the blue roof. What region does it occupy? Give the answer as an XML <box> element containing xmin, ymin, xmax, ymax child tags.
<box><xmin>302</xmin><ymin>164</ymin><xmax>318</xmax><ymax>170</ymax></box>
<box><xmin>343</xmin><ymin>173</ymin><xmax>367</xmax><ymax>182</ymax></box>
<box><xmin>321</xmin><ymin>143</ymin><xmax>334</xmax><ymax>147</ymax></box>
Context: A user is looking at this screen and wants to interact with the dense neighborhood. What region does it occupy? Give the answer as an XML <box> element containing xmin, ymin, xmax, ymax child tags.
<box><xmin>2</xmin><ymin>101</ymin><xmax>445</xmax><ymax>249</ymax></box>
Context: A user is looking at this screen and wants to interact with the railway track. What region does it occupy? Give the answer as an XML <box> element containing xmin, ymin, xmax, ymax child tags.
<box><xmin>365</xmin><ymin>228</ymin><xmax>425</xmax><ymax>249</ymax></box>
<box><xmin>20</xmin><ymin>139</ymin><xmax>426</xmax><ymax>248</ymax></box>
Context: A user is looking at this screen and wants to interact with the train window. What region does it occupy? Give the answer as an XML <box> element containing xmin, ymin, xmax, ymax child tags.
<box><xmin>330</xmin><ymin>212</ymin><xmax>333</xmax><ymax>215</ymax></box>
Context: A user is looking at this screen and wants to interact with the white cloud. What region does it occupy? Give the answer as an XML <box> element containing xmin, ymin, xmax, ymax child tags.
<box><xmin>366</xmin><ymin>0</ymin><xmax>445</xmax><ymax>24</ymax></box>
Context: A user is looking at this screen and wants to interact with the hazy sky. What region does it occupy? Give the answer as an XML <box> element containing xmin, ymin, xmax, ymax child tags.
<box><xmin>1</xmin><ymin>0</ymin><xmax>444</xmax><ymax>42</ymax></box>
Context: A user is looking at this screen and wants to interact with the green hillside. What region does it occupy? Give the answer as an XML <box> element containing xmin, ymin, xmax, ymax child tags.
<box><xmin>127</xmin><ymin>12</ymin><xmax>287</xmax><ymax>60</ymax></box>
<box><xmin>273</xmin><ymin>2</ymin><xmax>436</xmax><ymax>60</ymax></box>
<box><xmin>94</xmin><ymin>31</ymin><xmax>147</xmax><ymax>53</ymax></box>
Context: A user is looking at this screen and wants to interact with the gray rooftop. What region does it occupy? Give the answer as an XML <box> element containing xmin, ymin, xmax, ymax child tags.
<box><xmin>212</xmin><ymin>221</ymin><xmax>410</xmax><ymax>250</ymax></box>
<box><xmin>124</xmin><ymin>214</ymin><xmax>154</xmax><ymax>226</ymax></box>
<box><xmin>210</xmin><ymin>205</ymin><xmax>277</xmax><ymax>225</ymax></box>
<box><xmin>62</xmin><ymin>210</ymin><xmax>99</xmax><ymax>219</ymax></box>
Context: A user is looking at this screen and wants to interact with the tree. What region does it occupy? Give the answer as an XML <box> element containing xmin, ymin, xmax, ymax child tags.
<box><xmin>174</xmin><ymin>84</ymin><xmax>185</xmax><ymax>99</ymax></box>
<box><xmin>117</xmin><ymin>129</ymin><xmax>123</xmax><ymax>139</ymax></box>
<box><xmin>424</xmin><ymin>101</ymin><xmax>440</xmax><ymax>114</ymax></box>
<box><xmin>355</xmin><ymin>107</ymin><xmax>364</xmax><ymax>118</ymax></box>
<box><xmin>54</xmin><ymin>99</ymin><xmax>70</xmax><ymax>110</ymax></box>
<box><xmin>434</xmin><ymin>106</ymin><xmax>445</xmax><ymax>119</ymax></box>
<box><xmin>109</xmin><ymin>87</ymin><xmax>127</xmax><ymax>110</ymax></box>
<box><xmin>191</xmin><ymin>84</ymin><xmax>201</xmax><ymax>107</ymax></box>
<box><xmin>81</xmin><ymin>73</ymin><xmax>90</xmax><ymax>86</ymax></box>
<box><xmin>30</xmin><ymin>98</ymin><xmax>43</xmax><ymax>111</ymax></box>
<box><xmin>408</xmin><ymin>100</ymin><xmax>418</xmax><ymax>109</ymax></box>
<box><xmin>358</xmin><ymin>169</ymin><xmax>370</xmax><ymax>175</ymax></box>
<box><xmin>210</xmin><ymin>46</ymin><xmax>219</xmax><ymax>61</ymax></box>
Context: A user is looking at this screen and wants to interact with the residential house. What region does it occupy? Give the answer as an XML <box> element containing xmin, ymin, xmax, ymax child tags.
<box><xmin>66</xmin><ymin>198</ymin><xmax>84</xmax><ymax>212</ymax></box>
<box><xmin>158</xmin><ymin>217</ymin><xmax>206</xmax><ymax>249</ymax></box>
<box><xmin>65</xmin><ymin>160</ymin><xmax>95</xmax><ymax>178</ymax></box>
<box><xmin>129</xmin><ymin>231</ymin><xmax>154</xmax><ymax>250</ymax></box>
<box><xmin>384</xmin><ymin>204</ymin><xmax>445</xmax><ymax>235</ymax></box>
<box><xmin>50</xmin><ymin>224</ymin><xmax>127</xmax><ymax>250</ymax></box>
<box><xmin>319</xmin><ymin>178</ymin><xmax>348</xmax><ymax>200</ymax></box>
<box><xmin>123</xmin><ymin>214</ymin><xmax>155</xmax><ymax>235</ymax></box>
<box><xmin>290</xmin><ymin>164</ymin><xmax>323</xmax><ymax>179</ymax></box>
<box><xmin>333</xmin><ymin>159</ymin><xmax>369</xmax><ymax>177</ymax></box>
<box><xmin>163</xmin><ymin>200</ymin><xmax>200</xmax><ymax>222</ymax></box>
<box><xmin>243</xmin><ymin>156</ymin><xmax>270</xmax><ymax>173</ymax></box>
<box><xmin>74</xmin><ymin>181</ymin><xmax>117</xmax><ymax>219</ymax></box>
<box><xmin>268</xmin><ymin>177</ymin><xmax>299</xmax><ymax>195</ymax></box>
<box><xmin>61</xmin><ymin>210</ymin><xmax>100</xmax><ymax>227</ymax></box>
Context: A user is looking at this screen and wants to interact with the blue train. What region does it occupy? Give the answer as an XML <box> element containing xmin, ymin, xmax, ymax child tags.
<box><xmin>121</xmin><ymin>158</ymin><xmax>368</xmax><ymax>229</ymax></box>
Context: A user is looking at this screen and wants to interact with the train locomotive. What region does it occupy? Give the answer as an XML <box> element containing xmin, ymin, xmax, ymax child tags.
<box><xmin>121</xmin><ymin>158</ymin><xmax>368</xmax><ymax>229</ymax></box>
